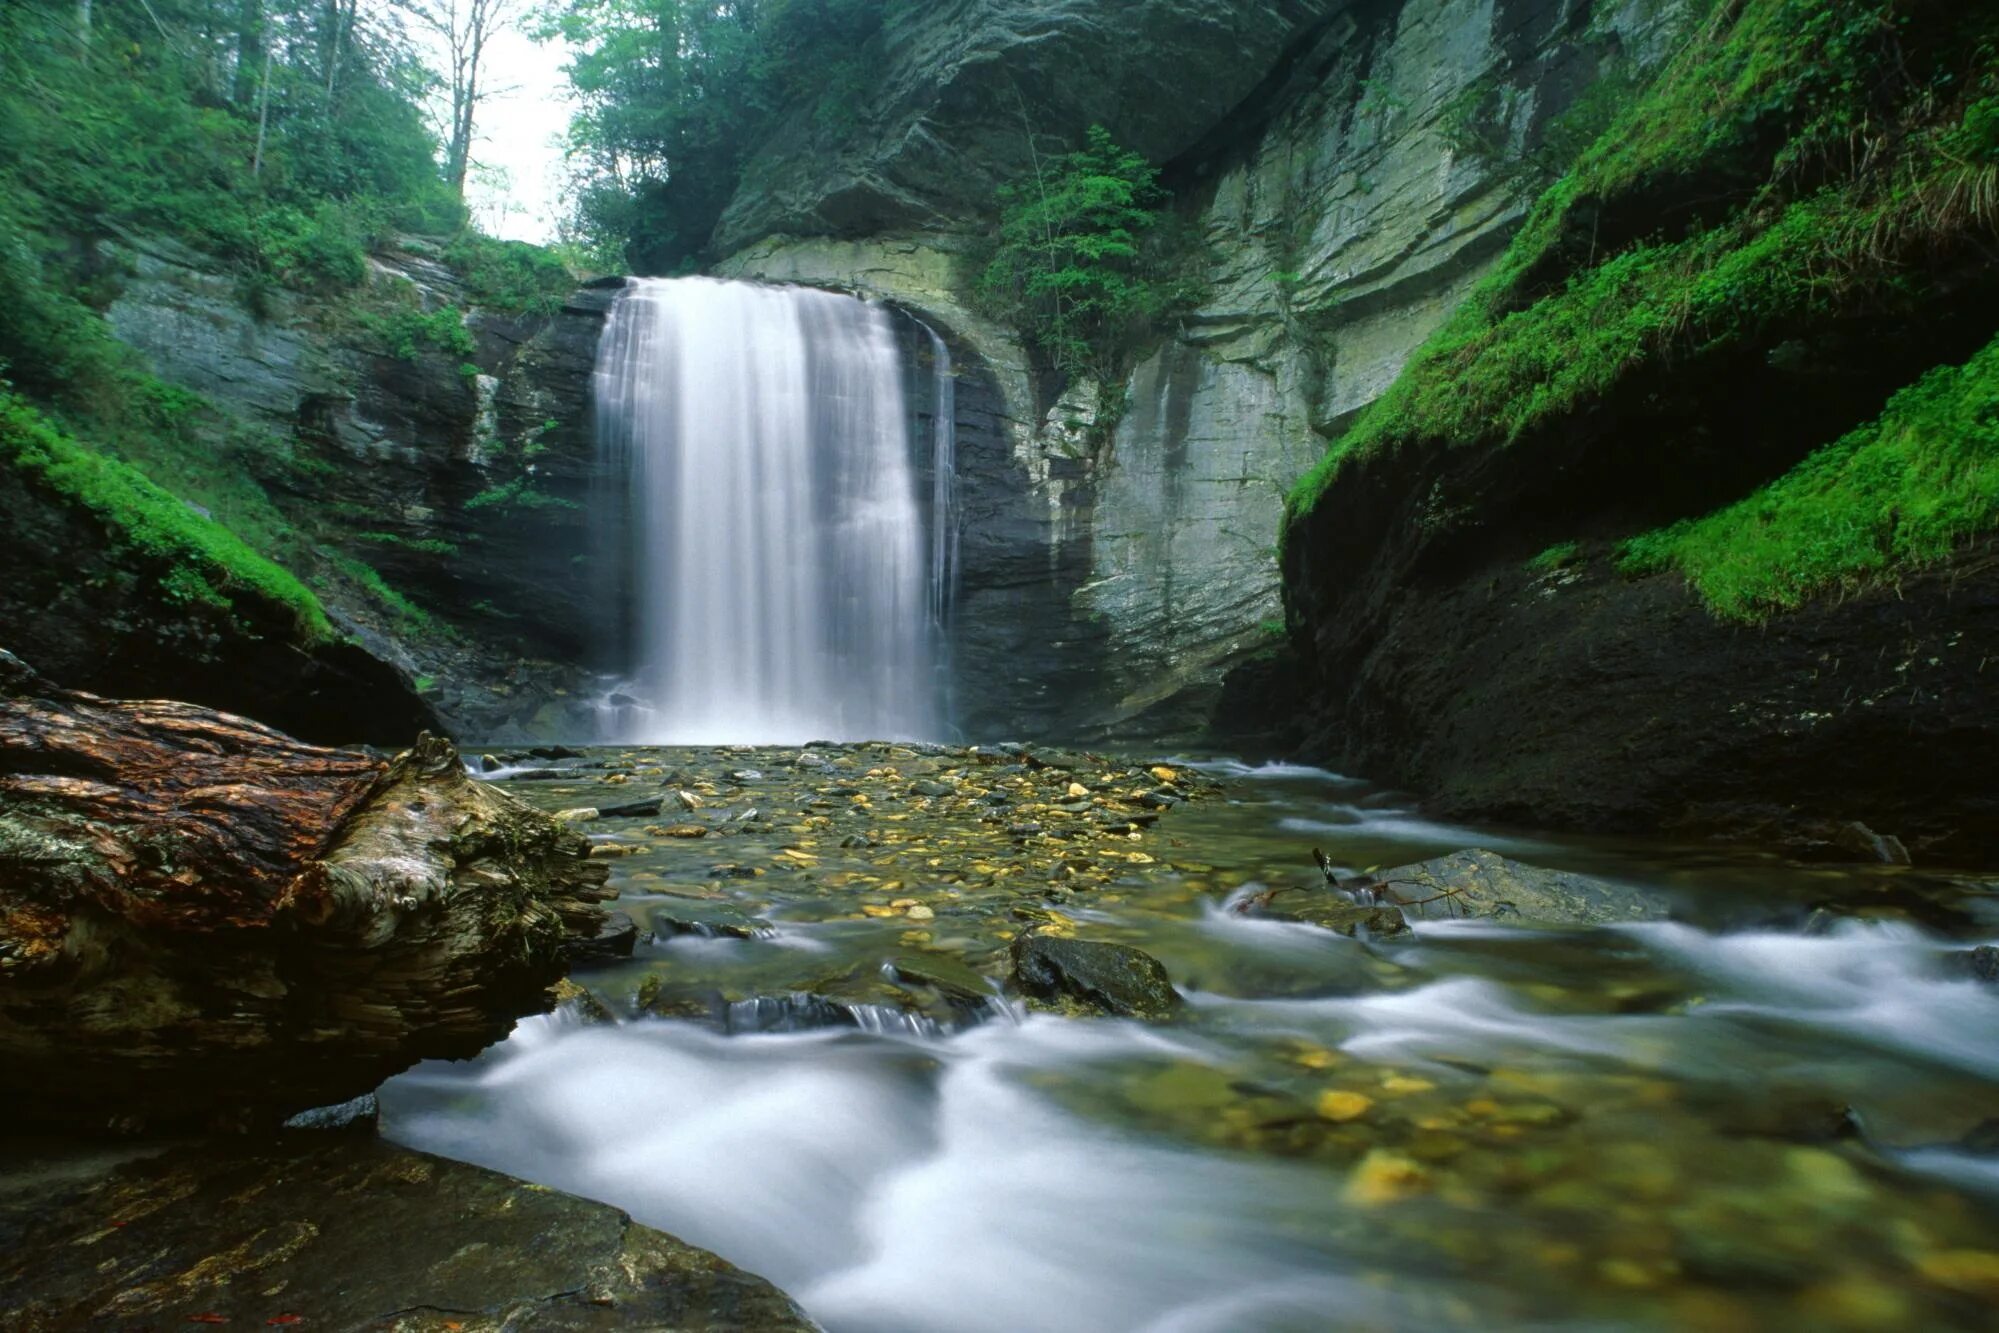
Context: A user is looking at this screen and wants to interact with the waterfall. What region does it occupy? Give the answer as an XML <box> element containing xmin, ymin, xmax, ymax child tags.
<box><xmin>922</xmin><ymin>322</ymin><xmax>958</xmax><ymax>630</ymax></box>
<box><xmin>593</xmin><ymin>277</ymin><xmax>942</xmax><ymax>743</ymax></box>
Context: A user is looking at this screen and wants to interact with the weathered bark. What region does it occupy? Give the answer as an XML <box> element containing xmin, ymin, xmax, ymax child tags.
<box><xmin>0</xmin><ymin>650</ymin><xmax>612</xmax><ymax>1132</ymax></box>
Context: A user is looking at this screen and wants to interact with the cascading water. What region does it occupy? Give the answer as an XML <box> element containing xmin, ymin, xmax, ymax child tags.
<box><xmin>593</xmin><ymin>276</ymin><xmax>946</xmax><ymax>743</ymax></box>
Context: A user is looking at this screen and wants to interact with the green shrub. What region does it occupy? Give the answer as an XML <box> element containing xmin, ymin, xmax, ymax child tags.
<box><xmin>358</xmin><ymin>302</ymin><xmax>477</xmax><ymax>363</ymax></box>
<box><xmin>464</xmin><ymin>477</ymin><xmax>578</xmax><ymax>512</ymax></box>
<box><xmin>974</xmin><ymin>126</ymin><xmax>1203</xmax><ymax>384</ymax></box>
<box><xmin>443</xmin><ymin>233</ymin><xmax>579</xmax><ymax>314</ymax></box>
<box><xmin>329</xmin><ymin>555</ymin><xmax>441</xmax><ymax>635</ymax></box>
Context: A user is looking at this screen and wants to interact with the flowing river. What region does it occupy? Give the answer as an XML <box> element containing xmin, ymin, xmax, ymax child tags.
<box><xmin>380</xmin><ymin>746</ymin><xmax>1999</xmax><ymax>1332</ymax></box>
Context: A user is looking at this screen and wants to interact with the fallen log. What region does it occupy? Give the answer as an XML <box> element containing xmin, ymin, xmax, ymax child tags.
<box><xmin>0</xmin><ymin>650</ymin><xmax>613</xmax><ymax>1131</ymax></box>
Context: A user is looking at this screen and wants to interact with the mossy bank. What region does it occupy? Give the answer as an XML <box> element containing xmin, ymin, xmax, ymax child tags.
<box><xmin>1279</xmin><ymin>0</ymin><xmax>1999</xmax><ymax>861</ymax></box>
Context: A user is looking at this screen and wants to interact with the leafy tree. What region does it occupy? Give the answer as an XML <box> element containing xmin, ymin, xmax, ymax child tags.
<box><xmin>974</xmin><ymin>125</ymin><xmax>1192</xmax><ymax>385</ymax></box>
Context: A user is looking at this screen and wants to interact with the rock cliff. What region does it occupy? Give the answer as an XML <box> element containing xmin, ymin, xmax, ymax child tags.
<box><xmin>719</xmin><ymin>0</ymin><xmax>1687</xmax><ymax>741</ymax></box>
<box><xmin>87</xmin><ymin>229</ymin><xmax>617</xmax><ymax>740</ymax></box>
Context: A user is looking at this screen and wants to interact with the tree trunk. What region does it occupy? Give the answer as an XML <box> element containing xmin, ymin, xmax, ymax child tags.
<box><xmin>0</xmin><ymin>650</ymin><xmax>614</xmax><ymax>1133</ymax></box>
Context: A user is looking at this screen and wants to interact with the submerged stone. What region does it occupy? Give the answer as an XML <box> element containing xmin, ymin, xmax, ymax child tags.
<box><xmin>1010</xmin><ymin>934</ymin><xmax>1182</xmax><ymax>1019</ymax></box>
<box><xmin>567</xmin><ymin>909</ymin><xmax>642</xmax><ymax>967</ymax></box>
<box><xmin>648</xmin><ymin>896</ymin><xmax>773</xmax><ymax>940</ymax></box>
<box><xmin>1237</xmin><ymin>887</ymin><xmax>1412</xmax><ymax>939</ymax></box>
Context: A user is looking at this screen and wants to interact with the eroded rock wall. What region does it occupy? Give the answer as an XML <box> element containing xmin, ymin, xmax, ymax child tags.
<box><xmin>99</xmin><ymin>229</ymin><xmax>617</xmax><ymax>739</ymax></box>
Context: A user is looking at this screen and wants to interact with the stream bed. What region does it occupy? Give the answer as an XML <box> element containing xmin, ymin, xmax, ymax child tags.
<box><xmin>381</xmin><ymin>746</ymin><xmax>1999</xmax><ymax>1331</ymax></box>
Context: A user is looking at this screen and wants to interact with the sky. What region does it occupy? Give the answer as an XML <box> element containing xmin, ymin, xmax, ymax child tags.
<box><xmin>416</xmin><ymin>22</ymin><xmax>578</xmax><ymax>245</ymax></box>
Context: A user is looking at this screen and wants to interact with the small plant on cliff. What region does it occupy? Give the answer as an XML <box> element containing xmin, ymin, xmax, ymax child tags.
<box><xmin>975</xmin><ymin>125</ymin><xmax>1199</xmax><ymax>386</ymax></box>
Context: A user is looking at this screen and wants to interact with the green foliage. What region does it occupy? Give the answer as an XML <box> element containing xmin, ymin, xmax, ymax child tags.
<box><xmin>0</xmin><ymin>1</ymin><xmax>464</xmax><ymax>316</ymax></box>
<box><xmin>465</xmin><ymin>477</ymin><xmax>579</xmax><ymax>512</ymax></box>
<box><xmin>545</xmin><ymin>0</ymin><xmax>889</xmax><ymax>269</ymax></box>
<box><xmin>0</xmin><ymin>388</ymin><xmax>332</xmax><ymax>641</ymax></box>
<box><xmin>443</xmin><ymin>233</ymin><xmax>580</xmax><ymax>313</ymax></box>
<box><xmin>973</xmin><ymin>125</ymin><xmax>1202</xmax><ymax>384</ymax></box>
<box><xmin>1287</xmin><ymin>0</ymin><xmax>1999</xmax><ymax>529</ymax></box>
<box><xmin>1617</xmin><ymin>332</ymin><xmax>1999</xmax><ymax>619</ymax></box>
<box><xmin>357</xmin><ymin>301</ymin><xmax>477</xmax><ymax>363</ymax></box>
<box><xmin>357</xmin><ymin>531</ymin><xmax>460</xmax><ymax>556</ymax></box>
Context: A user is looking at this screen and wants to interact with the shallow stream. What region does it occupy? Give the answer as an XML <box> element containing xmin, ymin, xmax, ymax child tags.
<box><xmin>381</xmin><ymin>748</ymin><xmax>1999</xmax><ymax>1331</ymax></box>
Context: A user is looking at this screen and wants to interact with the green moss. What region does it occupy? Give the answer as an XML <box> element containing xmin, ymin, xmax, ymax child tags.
<box><xmin>0</xmin><ymin>389</ymin><xmax>333</xmax><ymax>642</ymax></box>
<box><xmin>1617</xmin><ymin>331</ymin><xmax>1999</xmax><ymax>619</ymax></box>
<box><xmin>1285</xmin><ymin>0</ymin><xmax>1999</xmax><ymax>526</ymax></box>
<box><xmin>1528</xmin><ymin>541</ymin><xmax>1583</xmax><ymax>572</ymax></box>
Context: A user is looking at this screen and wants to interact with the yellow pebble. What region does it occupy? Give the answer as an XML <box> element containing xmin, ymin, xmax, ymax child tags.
<box><xmin>1344</xmin><ymin>1150</ymin><xmax>1428</xmax><ymax>1206</ymax></box>
<box><xmin>1149</xmin><ymin>766</ymin><xmax>1177</xmax><ymax>783</ymax></box>
<box><xmin>1381</xmin><ymin>1075</ymin><xmax>1436</xmax><ymax>1095</ymax></box>
<box><xmin>1316</xmin><ymin>1090</ymin><xmax>1374</xmax><ymax>1122</ymax></box>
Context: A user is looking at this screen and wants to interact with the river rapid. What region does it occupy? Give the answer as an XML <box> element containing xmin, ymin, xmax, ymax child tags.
<box><xmin>381</xmin><ymin>747</ymin><xmax>1999</xmax><ymax>1331</ymax></box>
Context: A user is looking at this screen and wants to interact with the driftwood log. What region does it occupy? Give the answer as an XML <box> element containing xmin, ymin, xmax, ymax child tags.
<box><xmin>0</xmin><ymin>650</ymin><xmax>612</xmax><ymax>1131</ymax></box>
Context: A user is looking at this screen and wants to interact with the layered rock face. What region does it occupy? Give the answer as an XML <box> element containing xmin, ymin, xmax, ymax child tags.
<box><xmin>720</xmin><ymin>0</ymin><xmax>1685</xmax><ymax>741</ymax></box>
<box><xmin>715</xmin><ymin>0</ymin><xmax>1352</xmax><ymax>253</ymax></box>
<box><xmin>98</xmin><ymin>229</ymin><xmax>617</xmax><ymax>740</ymax></box>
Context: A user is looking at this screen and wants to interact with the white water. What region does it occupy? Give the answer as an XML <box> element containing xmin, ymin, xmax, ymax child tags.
<box><xmin>593</xmin><ymin>277</ymin><xmax>942</xmax><ymax>743</ymax></box>
<box><xmin>383</xmin><ymin>914</ymin><xmax>1999</xmax><ymax>1332</ymax></box>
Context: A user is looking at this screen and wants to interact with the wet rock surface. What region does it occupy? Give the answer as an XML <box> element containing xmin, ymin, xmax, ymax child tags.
<box><xmin>0</xmin><ymin>1136</ymin><xmax>812</xmax><ymax>1331</ymax></box>
<box><xmin>1355</xmin><ymin>849</ymin><xmax>1668</xmax><ymax>928</ymax></box>
<box><xmin>1011</xmin><ymin>933</ymin><xmax>1182</xmax><ymax>1018</ymax></box>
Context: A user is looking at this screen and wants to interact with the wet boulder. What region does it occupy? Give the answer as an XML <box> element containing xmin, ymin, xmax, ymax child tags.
<box><xmin>1356</xmin><ymin>849</ymin><xmax>1666</xmax><ymax>927</ymax></box>
<box><xmin>0</xmin><ymin>1137</ymin><xmax>812</xmax><ymax>1330</ymax></box>
<box><xmin>1010</xmin><ymin>934</ymin><xmax>1182</xmax><ymax>1019</ymax></box>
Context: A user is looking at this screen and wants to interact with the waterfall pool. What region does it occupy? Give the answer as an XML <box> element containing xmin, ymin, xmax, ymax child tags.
<box><xmin>382</xmin><ymin>746</ymin><xmax>1999</xmax><ymax>1331</ymax></box>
